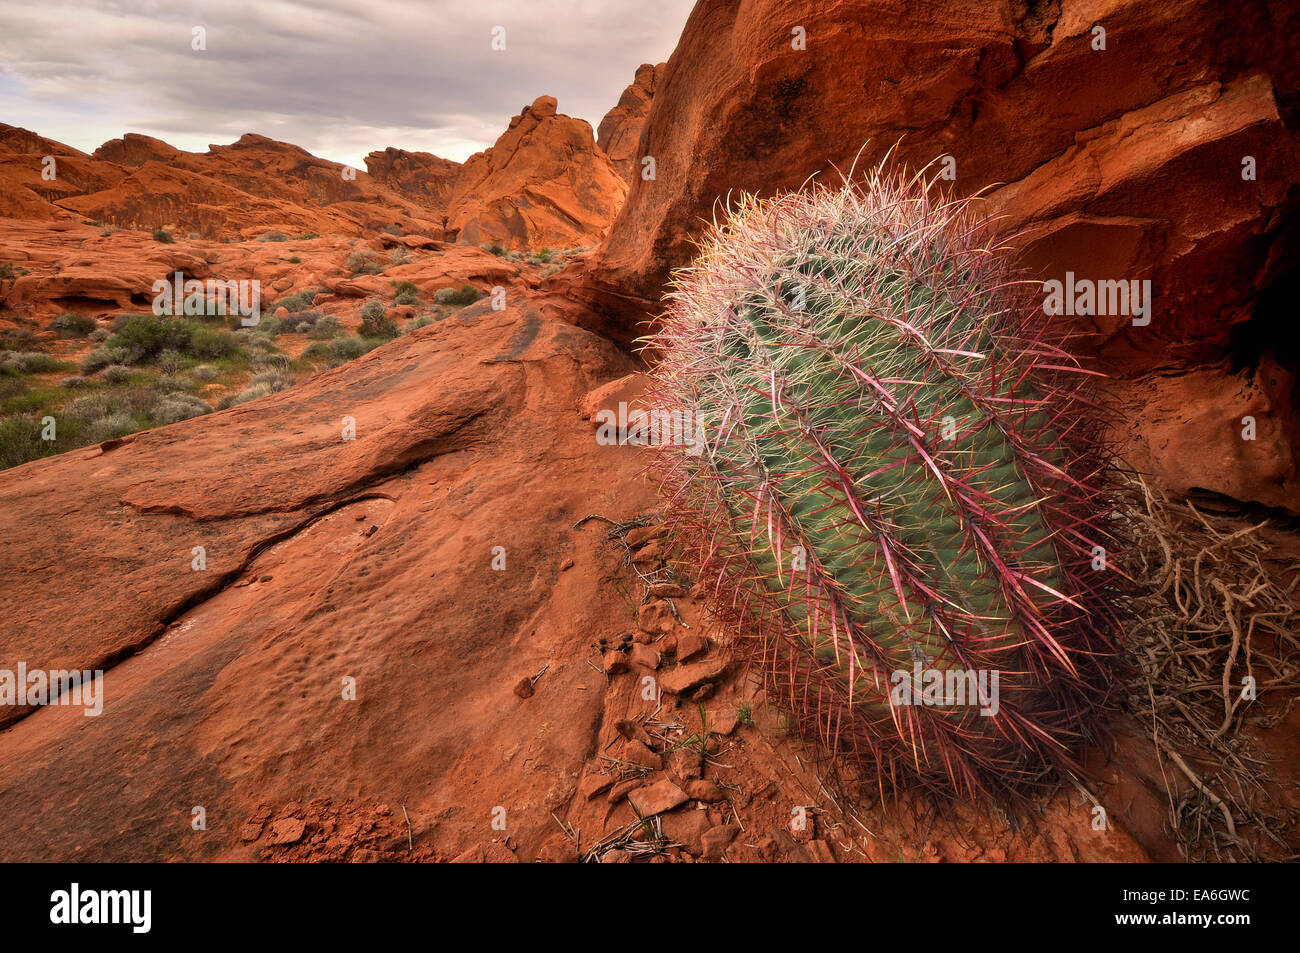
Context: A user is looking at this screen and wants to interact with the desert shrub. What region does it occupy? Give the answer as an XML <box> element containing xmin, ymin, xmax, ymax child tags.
<box><xmin>157</xmin><ymin>350</ymin><xmax>183</xmax><ymax>375</ymax></box>
<box><xmin>288</xmin><ymin>256</ymin><xmax>301</xmax><ymax>264</ymax></box>
<box><xmin>60</xmin><ymin>376</ymin><xmax>93</xmax><ymax>389</ymax></box>
<box><xmin>405</xmin><ymin>314</ymin><xmax>438</xmax><ymax>332</ymax></box>
<box><xmin>1</xmin><ymin>328</ymin><xmax>37</xmax><ymax>350</ymax></box>
<box><xmin>434</xmin><ymin>284</ymin><xmax>480</xmax><ymax>307</ymax></box>
<box><xmin>51</xmin><ymin>312</ymin><xmax>97</xmax><ymax>338</ymax></box>
<box><xmin>0</xmin><ymin>413</ymin><xmax>92</xmax><ymax>469</ymax></box>
<box><xmin>392</xmin><ymin>279</ymin><xmax>419</xmax><ymax>300</ymax></box>
<box><xmin>286</xmin><ymin>309</ymin><xmax>325</xmax><ymax>332</ymax></box>
<box><xmin>308</xmin><ymin>315</ymin><xmax>340</xmax><ymax>338</ymax></box>
<box><xmin>276</xmin><ymin>288</ymin><xmax>327</xmax><ymax>313</ymax></box>
<box><xmin>485</xmin><ymin>244</ymin><xmax>506</xmax><ymax>257</ymax></box>
<box><xmin>63</xmin><ymin>394</ymin><xmax>110</xmax><ymax>422</ymax></box>
<box><xmin>79</xmin><ymin>349</ymin><xmax>115</xmax><ymax>375</ymax></box>
<box><xmin>346</xmin><ymin>249</ymin><xmax>384</xmax><ymax>276</ymax></box>
<box><xmin>383</xmin><ymin>224</ymin><xmax>405</xmax><ymax>237</ymax></box>
<box><xmin>331</xmin><ymin>336</ymin><xmax>372</xmax><ymax>361</ymax></box>
<box><xmin>191</xmin><ymin>364</ymin><xmax>220</xmax><ymax>382</ymax></box>
<box><xmin>109</xmin><ymin>314</ymin><xmax>191</xmax><ymax>360</ymax></box>
<box><xmin>252</xmin><ymin>352</ymin><xmax>292</xmax><ymax>371</ymax></box>
<box><xmin>251</xmin><ymin>369</ymin><xmax>294</xmax><ymax>391</ymax></box>
<box><xmin>1</xmin><ymin>351</ymin><xmax>62</xmax><ymax>375</ymax></box>
<box><xmin>151</xmin><ymin>374</ymin><xmax>190</xmax><ymax>393</ymax></box>
<box><xmin>152</xmin><ymin>227</ymin><xmax>174</xmax><ymax>244</ymax></box>
<box><xmin>256</xmin><ymin>231</ymin><xmax>290</xmax><ymax>242</ymax></box>
<box><xmin>217</xmin><ymin>383</ymin><xmax>270</xmax><ymax>409</ymax></box>
<box><xmin>359</xmin><ymin>300</ymin><xmax>398</xmax><ymax>339</ymax></box>
<box><xmin>388</xmin><ymin>246</ymin><xmax>410</xmax><ymax>266</ymax></box>
<box><xmin>101</xmin><ymin>364</ymin><xmax>134</xmax><ymax>385</ymax></box>
<box><xmin>531</xmin><ymin>247</ymin><xmax>554</xmax><ymax>264</ymax></box>
<box><xmin>188</xmin><ymin>326</ymin><xmax>240</xmax><ymax>359</ymax></box>
<box><xmin>88</xmin><ymin>327</ymin><xmax>110</xmax><ymax>343</ymax></box>
<box><xmin>0</xmin><ymin>262</ymin><xmax>30</xmax><ymax>280</ymax></box>
<box><xmin>149</xmin><ymin>393</ymin><xmax>210</xmax><ymax>424</ymax></box>
<box><xmin>86</xmin><ymin>411</ymin><xmax>137</xmax><ymax>442</ymax></box>
<box><xmin>256</xmin><ymin>316</ymin><xmax>283</xmax><ymax>335</ymax></box>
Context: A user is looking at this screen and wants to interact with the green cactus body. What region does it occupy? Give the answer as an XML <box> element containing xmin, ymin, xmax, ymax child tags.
<box><xmin>643</xmin><ymin>167</ymin><xmax>1121</xmax><ymax>795</ymax></box>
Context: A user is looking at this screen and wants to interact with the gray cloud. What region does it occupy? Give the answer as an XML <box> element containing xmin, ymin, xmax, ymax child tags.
<box><xmin>0</xmin><ymin>0</ymin><xmax>694</xmax><ymax>165</ymax></box>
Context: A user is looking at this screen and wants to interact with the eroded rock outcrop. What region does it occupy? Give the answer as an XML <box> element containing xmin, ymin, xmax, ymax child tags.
<box><xmin>568</xmin><ymin>0</ymin><xmax>1299</xmax><ymax>512</ymax></box>
<box><xmin>597</xmin><ymin>63</ymin><xmax>662</xmax><ymax>182</ymax></box>
<box><xmin>446</xmin><ymin>96</ymin><xmax>628</xmax><ymax>249</ymax></box>
<box><xmin>364</xmin><ymin>147</ymin><xmax>462</xmax><ymax>212</ymax></box>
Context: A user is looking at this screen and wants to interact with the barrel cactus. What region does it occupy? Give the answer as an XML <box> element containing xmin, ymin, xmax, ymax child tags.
<box><xmin>641</xmin><ymin>162</ymin><xmax>1123</xmax><ymax>797</ymax></box>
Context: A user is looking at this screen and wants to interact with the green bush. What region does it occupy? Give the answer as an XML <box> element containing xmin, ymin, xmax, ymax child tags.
<box><xmin>360</xmin><ymin>301</ymin><xmax>398</xmax><ymax>339</ymax></box>
<box><xmin>80</xmin><ymin>348</ymin><xmax>115</xmax><ymax>375</ymax></box>
<box><xmin>1</xmin><ymin>328</ymin><xmax>37</xmax><ymax>350</ymax></box>
<box><xmin>275</xmin><ymin>288</ymin><xmax>327</xmax><ymax>313</ymax></box>
<box><xmin>102</xmin><ymin>364</ymin><xmax>134</xmax><ymax>385</ymax></box>
<box><xmin>346</xmin><ymin>249</ymin><xmax>384</xmax><ymax>276</ymax></box>
<box><xmin>434</xmin><ymin>284</ymin><xmax>480</xmax><ymax>307</ymax></box>
<box><xmin>86</xmin><ymin>411</ymin><xmax>137</xmax><ymax>442</ymax></box>
<box><xmin>151</xmin><ymin>374</ymin><xmax>190</xmax><ymax>394</ymax></box>
<box><xmin>51</xmin><ymin>312</ymin><xmax>97</xmax><ymax>338</ymax></box>
<box><xmin>152</xmin><ymin>228</ymin><xmax>174</xmax><ymax>244</ymax></box>
<box><xmin>1</xmin><ymin>351</ymin><xmax>63</xmax><ymax>375</ymax></box>
<box><xmin>157</xmin><ymin>350</ymin><xmax>183</xmax><ymax>375</ymax></box>
<box><xmin>330</xmin><ymin>337</ymin><xmax>372</xmax><ymax>361</ymax></box>
<box><xmin>283</xmin><ymin>309</ymin><xmax>324</xmax><ymax>332</ymax></box>
<box><xmin>188</xmin><ymin>326</ymin><xmax>240</xmax><ymax>359</ymax></box>
<box><xmin>0</xmin><ymin>413</ymin><xmax>86</xmax><ymax>469</ymax></box>
<box><xmin>109</xmin><ymin>314</ymin><xmax>190</xmax><ymax>360</ymax></box>
<box><xmin>149</xmin><ymin>393</ymin><xmax>210</xmax><ymax>424</ymax></box>
<box><xmin>307</xmin><ymin>315</ymin><xmax>340</xmax><ymax>338</ymax></box>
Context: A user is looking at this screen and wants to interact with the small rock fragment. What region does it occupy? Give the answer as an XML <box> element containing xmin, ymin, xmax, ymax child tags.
<box><xmin>701</xmin><ymin>824</ymin><xmax>740</xmax><ymax>859</ymax></box>
<box><xmin>676</xmin><ymin>632</ymin><xmax>708</xmax><ymax>661</ymax></box>
<box><xmin>627</xmin><ymin>778</ymin><xmax>689</xmax><ymax>817</ymax></box>
<box><xmin>268</xmin><ymin>817</ymin><xmax>305</xmax><ymax>845</ymax></box>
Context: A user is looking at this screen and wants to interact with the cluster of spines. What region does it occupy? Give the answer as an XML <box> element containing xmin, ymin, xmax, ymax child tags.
<box><xmin>641</xmin><ymin>161</ymin><xmax>1124</xmax><ymax>798</ymax></box>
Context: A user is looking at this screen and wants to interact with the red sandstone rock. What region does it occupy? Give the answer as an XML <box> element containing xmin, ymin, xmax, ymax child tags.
<box><xmin>446</xmin><ymin>96</ymin><xmax>627</xmax><ymax>249</ymax></box>
<box><xmin>364</xmin><ymin>147</ymin><xmax>462</xmax><ymax>212</ymax></box>
<box><xmin>627</xmin><ymin>778</ymin><xmax>689</xmax><ymax>817</ymax></box>
<box><xmin>659</xmin><ymin>658</ymin><xmax>728</xmax><ymax>696</ymax></box>
<box><xmin>597</xmin><ymin>63</ymin><xmax>663</xmax><ymax>182</ymax></box>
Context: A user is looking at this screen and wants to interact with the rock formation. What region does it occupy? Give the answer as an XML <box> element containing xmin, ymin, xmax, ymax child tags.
<box><xmin>364</xmin><ymin>147</ymin><xmax>462</xmax><ymax>212</ymax></box>
<box><xmin>597</xmin><ymin>63</ymin><xmax>662</xmax><ymax>182</ymax></box>
<box><xmin>445</xmin><ymin>96</ymin><xmax>628</xmax><ymax>249</ymax></box>
<box><xmin>568</xmin><ymin>0</ymin><xmax>1300</xmax><ymax>513</ymax></box>
<box><xmin>0</xmin><ymin>0</ymin><xmax>1296</xmax><ymax>863</ymax></box>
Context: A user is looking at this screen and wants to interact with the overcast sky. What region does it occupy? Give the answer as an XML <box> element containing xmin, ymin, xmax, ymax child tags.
<box><xmin>0</xmin><ymin>0</ymin><xmax>695</xmax><ymax>167</ymax></box>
